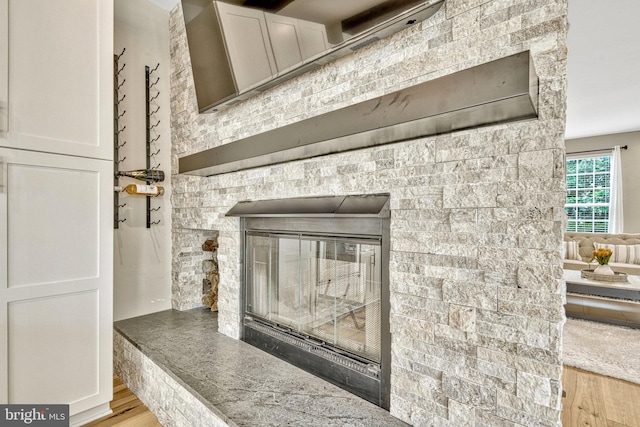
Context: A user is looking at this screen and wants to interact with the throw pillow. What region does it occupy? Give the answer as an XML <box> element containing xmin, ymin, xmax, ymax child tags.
<box><xmin>594</xmin><ymin>243</ymin><xmax>640</xmax><ymax>265</ymax></box>
<box><xmin>563</xmin><ymin>241</ymin><xmax>581</xmax><ymax>260</ymax></box>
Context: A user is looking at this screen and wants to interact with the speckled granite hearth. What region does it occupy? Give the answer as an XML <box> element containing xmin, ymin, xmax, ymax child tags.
<box><xmin>114</xmin><ymin>308</ymin><xmax>408</xmax><ymax>427</ymax></box>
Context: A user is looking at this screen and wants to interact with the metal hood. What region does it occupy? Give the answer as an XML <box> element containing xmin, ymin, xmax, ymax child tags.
<box><xmin>179</xmin><ymin>51</ymin><xmax>538</xmax><ymax>177</ymax></box>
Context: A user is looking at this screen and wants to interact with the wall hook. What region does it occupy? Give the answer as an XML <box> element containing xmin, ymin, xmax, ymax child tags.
<box><xmin>150</xmin><ymin>149</ymin><xmax>160</xmax><ymax>156</ymax></box>
<box><xmin>117</xmin><ymin>63</ymin><xmax>126</xmax><ymax>74</ymax></box>
<box><xmin>117</xmin><ymin>125</ymin><xmax>126</xmax><ymax>134</ymax></box>
<box><xmin>148</xmin><ymin>76</ymin><xmax>160</xmax><ymax>88</ymax></box>
<box><xmin>148</xmin><ymin>120</ymin><xmax>160</xmax><ymax>130</ymax></box>
<box><xmin>148</xmin><ymin>106</ymin><xmax>160</xmax><ymax>116</ymax></box>
<box><xmin>148</xmin><ymin>92</ymin><xmax>160</xmax><ymax>102</ymax></box>
<box><xmin>117</xmin><ymin>203</ymin><xmax>127</xmax><ymax>208</ymax></box>
<box><xmin>116</xmin><ymin>156</ymin><xmax>127</xmax><ymax>164</ymax></box>
<box><xmin>150</xmin><ymin>163</ymin><xmax>161</xmax><ymax>170</ymax></box>
<box><xmin>117</xmin><ymin>140</ymin><xmax>127</xmax><ymax>148</ymax></box>
<box><xmin>150</xmin><ymin>63</ymin><xmax>160</xmax><ymax>73</ymax></box>
<box><xmin>116</xmin><ymin>48</ymin><xmax>126</xmax><ymax>60</ymax></box>
<box><xmin>150</xmin><ymin>220</ymin><xmax>161</xmax><ymax>225</ymax></box>
<box><xmin>150</xmin><ymin>207</ymin><xmax>161</xmax><ymax>212</ymax></box>
<box><xmin>149</xmin><ymin>135</ymin><xmax>160</xmax><ymax>143</ymax></box>
<box><xmin>117</xmin><ymin>110</ymin><xmax>126</xmax><ymax>119</ymax></box>
<box><xmin>117</xmin><ymin>218</ymin><xmax>127</xmax><ymax>223</ymax></box>
<box><xmin>117</xmin><ymin>94</ymin><xmax>126</xmax><ymax>104</ymax></box>
<box><xmin>117</xmin><ymin>78</ymin><xmax>126</xmax><ymax>90</ymax></box>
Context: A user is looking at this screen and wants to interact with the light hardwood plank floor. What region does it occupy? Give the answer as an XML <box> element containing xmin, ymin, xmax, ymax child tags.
<box><xmin>82</xmin><ymin>376</ymin><xmax>162</xmax><ymax>427</ymax></box>
<box><xmin>562</xmin><ymin>365</ymin><xmax>640</xmax><ymax>427</ymax></box>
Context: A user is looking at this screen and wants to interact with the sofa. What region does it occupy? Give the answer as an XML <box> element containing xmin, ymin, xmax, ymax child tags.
<box><xmin>563</xmin><ymin>232</ymin><xmax>640</xmax><ymax>275</ymax></box>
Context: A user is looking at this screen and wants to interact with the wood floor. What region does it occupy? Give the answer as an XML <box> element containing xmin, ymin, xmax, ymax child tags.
<box><xmin>562</xmin><ymin>366</ymin><xmax>640</xmax><ymax>427</ymax></box>
<box><xmin>82</xmin><ymin>377</ymin><xmax>162</xmax><ymax>427</ymax></box>
<box><xmin>83</xmin><ymin>368</ymin><xmax>640</xmax><ymax>427</ymax></box>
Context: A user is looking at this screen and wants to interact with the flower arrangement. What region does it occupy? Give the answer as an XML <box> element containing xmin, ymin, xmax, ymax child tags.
<box><xmin>592</xmin><ymin>248</ymin><xmax>613</xmax><ymax>265</ymax></box>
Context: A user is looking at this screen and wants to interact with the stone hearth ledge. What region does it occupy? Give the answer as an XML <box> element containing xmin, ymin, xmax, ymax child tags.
<box><xmin>114</xmin><ymin>308</ymin><xmax>409</xmax><ymax>427</ymax></box>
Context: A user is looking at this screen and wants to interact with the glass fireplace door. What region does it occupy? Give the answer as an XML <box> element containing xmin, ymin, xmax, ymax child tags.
<box><xmin>245</xmin><ymin>232</ymin><xmax>382</xmax><ymax>363</ymax></box>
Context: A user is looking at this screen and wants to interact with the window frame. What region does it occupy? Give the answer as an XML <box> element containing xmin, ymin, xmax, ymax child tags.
<box><xmin>565</xmin><ymin>153</ymin><xmax>612</xmax><ymax>233</ymax></box>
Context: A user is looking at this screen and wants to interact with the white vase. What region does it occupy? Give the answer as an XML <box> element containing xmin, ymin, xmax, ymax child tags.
<box><xmin>594</xmin><ymin>264</ymin><xmax>614</xmax><ymax>275</ymax></box>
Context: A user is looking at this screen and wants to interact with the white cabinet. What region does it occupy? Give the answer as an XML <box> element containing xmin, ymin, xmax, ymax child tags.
<box><xmin>215</xmin><ymin>1</ymin><xmax>276</xmax><ymax>91</ymax></box>
<box><xmin>0</xmin><ymin>0</ymin><xmax>113</xmax><ymax>424</ymax></box>
<box><xmin>0</xmin><ymin>0</ymin><xmax>112</xmax><ymax>160</ymax></box>
<box><xmin>265</xmin><ymin>13</ymin><xmax>329</xmax><ymax>72</ymax></box>
<box><xmin>184</xmin><ymin>2</ymin><xmax>329</xmax><ymax>111</ymax></box>
<box><xmin>299</xmin><ymin>20</ymin><xmax>330</xmax><ymax>60</ymax></box>
<box><xmin>0</xmin><ymin>2</ymin><xmax>6</xmax><ymax>148</ymax></box>
<box><xmin>265</xmin><ymin>14</ymin><xmax>303</xmax><ymax>72</ymax></box>
<box><xmin>0</xmin><ymin>149</ymin><xmax>113</xmax><ymax>414</ymax></box>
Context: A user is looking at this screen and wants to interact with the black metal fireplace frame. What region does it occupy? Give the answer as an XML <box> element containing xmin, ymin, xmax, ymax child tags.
<box><xmin>227</xmin><ymin>194</ymin><xmax>391</xmax><ymax>409</ymax></box>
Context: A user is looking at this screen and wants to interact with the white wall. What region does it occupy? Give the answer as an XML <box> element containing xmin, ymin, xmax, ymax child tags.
<box><xmin>566</xmin><ymin>131</ymin><xmax>640</xmax><ymax>233</ymax></box>
<box><xmin>114</xmin><ymin>0</ymin><xmax>172</xmax><ymax>321</ymax></box>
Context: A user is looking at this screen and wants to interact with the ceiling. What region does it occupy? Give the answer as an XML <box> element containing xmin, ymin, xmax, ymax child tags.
<box><xmin>565</xmin><ymin>0</ymin><xmax>640</xmax><ymax>139</ymax></box>
<box><xmin>148</xmin><ymin>0</ymin><xmax>640</xmax><ymax>140</ymax></box>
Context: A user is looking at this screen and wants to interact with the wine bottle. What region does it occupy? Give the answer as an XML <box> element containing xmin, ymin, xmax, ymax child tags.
<box><xmin>114</xmin><ymin>184</ymin><xmax>164</xmax><ymax>197</ymax></box>
<box><xmin>117</xmin><ymin>169</ymin><xmax>165</xmax><ymax>182</ymax></box>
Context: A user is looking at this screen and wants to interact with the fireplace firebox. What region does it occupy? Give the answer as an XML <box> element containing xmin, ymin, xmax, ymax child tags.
<box><xmin>227</xmin><ymin>194</ymin><xmax>391</xmax><ymax>408</ymax></box>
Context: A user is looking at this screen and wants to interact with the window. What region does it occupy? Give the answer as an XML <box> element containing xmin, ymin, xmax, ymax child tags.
<box><xmin>565</xmin><ymin>156</ymin><xmax>611</xmax><ymax>232</ymax></box>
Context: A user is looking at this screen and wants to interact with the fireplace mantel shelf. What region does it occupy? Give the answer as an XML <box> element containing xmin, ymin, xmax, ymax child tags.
<box><xmin>114</xmin><ymin>308</ymin><xmax>408</xmax><ymax>426</ymax></box>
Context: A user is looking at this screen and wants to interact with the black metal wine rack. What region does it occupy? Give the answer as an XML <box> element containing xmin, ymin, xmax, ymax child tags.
<box><xmin>146</xmin><ymin>63</ymin><xmax>161</xmax><ymax>228</ymax></box>
<box><xmin>114</xmin><ymin>48</ymin><xmax>127</xmax><ymax>229</ymax></box>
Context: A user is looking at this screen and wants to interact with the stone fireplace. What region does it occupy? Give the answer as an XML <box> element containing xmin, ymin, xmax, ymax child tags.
<box><xmin>170</xmin><ymin>0</ymin><xmax>568</xmax><ymax>425</ymax></box>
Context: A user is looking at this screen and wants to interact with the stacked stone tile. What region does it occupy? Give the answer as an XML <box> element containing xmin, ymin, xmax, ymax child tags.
<box><xmin>172</xmin><ymin>229</ymin><xmax>219</xmax><ymax>310</ymax></box>
<box><xmin>168</xmin><ymin>0</ymin><xmax>568</xmax><ymax>425</ymax></box>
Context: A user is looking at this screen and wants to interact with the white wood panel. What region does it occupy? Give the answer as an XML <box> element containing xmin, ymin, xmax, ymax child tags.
<box><xmin>216</xmin><ymin>1</ymin><xmax>276</xmax><ymax>91</ymax></box>
<box><xmin>8</xmin><ymin>291</ymin><xmax>99</xmax><ymax>404</ymax></box>
<box><xmin>265</xmin><ymin>13</ymin><xmax>303</xmax><ymax>72</ymax></box>
<box><xmin>0</xmin><ymin>0</ymin><xmax>7</xmax><ymax>147</ymax></box>
<box><xmin>299</xmin><ymin>20</ymin><xmax>329</xmax><ymax>60</ymax></box>
<box><xmin>7</xmin><ymin>162</ymin><xmax>99</xmax><ymax>288</ymax></box>
<box><xmin>0</xmin><ymin>0</ymin><xmax>112</xmax><ymax>160</ymax></box>
<box><xmin>0</xmin><ymin>148</ymin><xmax>112</xmax><ymax>412</ymax></box>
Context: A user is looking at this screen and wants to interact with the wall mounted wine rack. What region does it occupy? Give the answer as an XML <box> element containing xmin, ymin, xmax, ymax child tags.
<box><xmin>114</xmin><ymin>48</ymin><xmax>127</xmax><ymax>229</ymax></box>
<box><xmin>146</xmin><ymin>63</ymin><xmax>161</xmax><ymax>228</ymax></box>
<box><xmin>113</xmin><ymin>58</ymin><xmax>164</xmax><ymax>229</ymax></box>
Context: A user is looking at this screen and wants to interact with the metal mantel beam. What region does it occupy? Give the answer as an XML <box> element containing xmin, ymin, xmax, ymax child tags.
<box><xmin>179</xmin><ymin>51</ymin><xmax>538</xmax><ymax>177</ymax></box>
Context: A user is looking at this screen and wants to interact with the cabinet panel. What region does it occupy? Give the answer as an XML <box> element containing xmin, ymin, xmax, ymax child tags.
<box><xmin>8</xmin><ymin>291</ymin><xmax>99</xmax><ymax>405</ymax></box>
<box><xmin>299</xmin><ymin>20</ymin><xmax>329</xmax><ymax>60</ymax></box>
<box><xmin>0</xmin><ymin>0</ymin><xmax>112</xmax><ymax>160</ymax></box>
<box><xmin>265</xmin><ymin>13</ymin><xmax>303</xmax><ymax>72</ymax></box>
<box><xmin>0</xmin><ymin>148</ymin><xmax>112</xmax><ymax>413</ymax></box>
<box><xmin>216</xmin><ymin>1</ymin><xmax>276</xmax><ymax>91</ymax></box>
<box><xmin>8</xmin><ymin>162</ymin><xmax>99</xmax><ymax>288</ymax></box>
<box><xmin>0</xmin><ymin>1</ymin><xmax>6</xmax><ymax>147</ymax></box>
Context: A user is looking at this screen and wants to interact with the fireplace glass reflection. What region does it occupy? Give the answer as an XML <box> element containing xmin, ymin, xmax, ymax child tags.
<box><xmin>246</xmin><ymin>232</ymin><xmax>381</xmax><ymax>363</ymax></box>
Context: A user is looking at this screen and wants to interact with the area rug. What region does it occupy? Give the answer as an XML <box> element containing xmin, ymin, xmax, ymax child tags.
<box><xmin>563</xmin><ymin>318</ymin><xmax>640</xmax><ymax>384</ymax></box>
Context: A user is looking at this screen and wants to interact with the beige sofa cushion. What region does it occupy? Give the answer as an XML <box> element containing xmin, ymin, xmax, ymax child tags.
<box><xmin>563</xmin><ymin>232</ymin><xmax>640</xmax><ymax>275</ymax></box>
<box><xmin>564</xmin><ymin>232</ymin><xmax>640</xmax><ymax>262</ymax></box>
<box><xmin>563</xmin><ymin>241</ymin><xmax>581</xmax><ymax>260</ymax></box>
<box><xmin>593</xmin><ymin>242</ymin><xmax>640</xmax><ymax>265</ymax></box>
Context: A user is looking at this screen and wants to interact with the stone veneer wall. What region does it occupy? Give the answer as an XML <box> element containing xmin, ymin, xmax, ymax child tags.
<box><xmin>172</xmin><ymin>229</ymin><xmax>219</xmax><ymax>310</ymax></box>
<box><xmin>169</xmin><ymin>0</ymin><xmax>568</xmax><ymax>425</ymax></box>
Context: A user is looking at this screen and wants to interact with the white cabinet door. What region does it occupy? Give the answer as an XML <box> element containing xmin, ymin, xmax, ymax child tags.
<box><xmin>299</xmin><ymin>20</ymin><xmax>329</xmax><ymax>60</ymax></box>
<box><xmin>0</xmin><ymin>2</ymin><xmax>7</xmax><ymax>148</ymax></box>
<box><xmin>265</xmin><ymin>13</ymin><xmax>303</xmax><ymax>72</ymax></box>
<box><xmin>264</xmin><ymin>13</ymin><xmax>329</xmax><ymax>71</ymax></box>
<box><xmin>0</xmin><ymin>148</ymin><xmax>113</xmax><ymax>415</ymax></box>
<box><xmin>0</xmin><ymin>0</ymin><xmax>112</xmax><ymax>160</ymax></box>
<box><xmin>215</xmin><ymin>1</ymin><xmax>276</xmax><ymax>91</ymax></box>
